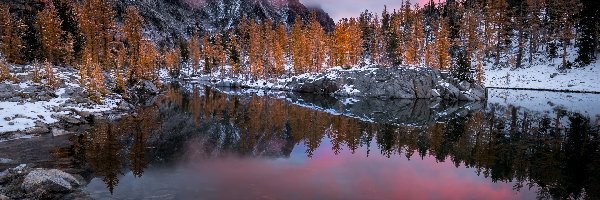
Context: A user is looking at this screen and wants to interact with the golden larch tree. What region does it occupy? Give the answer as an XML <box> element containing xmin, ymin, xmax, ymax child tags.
<box><xmin>0</xmin><ymin>5</ymin><xmax>25</xmax><ymax>64</ymax></box>
<box><xmin>435</xmin><ymin>18</ymin><xmax>451</xmax><ymax>71</ymax></box>
<box><xmin>44</xmin><ymin>60</ymin><xmax>60</xmax><ymax>89</ymax></box>
<box><xmin>290</xmin><ymin>17</ymin><xmax>307</xmax><ymax>74</ymax></box>
<box><xmin>123</xmin><ymin>6</ymin><xmax>144</xmax><ymax>81</ymax></box>
<box><xmin>36</xmin><ymin>0</ymin><xmax>65</xmax><ymax>64</ymax></box>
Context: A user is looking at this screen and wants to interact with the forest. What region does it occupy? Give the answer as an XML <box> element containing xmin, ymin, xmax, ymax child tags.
<box><xmin>0</xmin><ymin>0</ymin><xmax>599</xmax><ymax>101</ymax></box>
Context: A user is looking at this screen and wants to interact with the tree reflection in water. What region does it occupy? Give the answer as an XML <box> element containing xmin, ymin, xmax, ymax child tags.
<box><xmin>60</xmin><ymin>85</ymin><xmax>600</xmax><ymax>199</ymax></box>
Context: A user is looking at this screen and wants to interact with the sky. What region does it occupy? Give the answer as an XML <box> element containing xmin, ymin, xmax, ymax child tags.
<box><xmin>300</xmin><ymin>0</ymin><xmax>433</xmax><ymax>21</ymax></box>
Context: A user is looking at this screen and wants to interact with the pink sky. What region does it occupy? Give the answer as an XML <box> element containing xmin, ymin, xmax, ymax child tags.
<box><xmin>300</xmin><ymin>0</ymin><xmax>436</xmax><ymax>21</ymax></box>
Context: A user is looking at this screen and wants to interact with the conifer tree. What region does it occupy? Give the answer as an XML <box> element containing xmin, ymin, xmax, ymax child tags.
<box><xmin>201</xmin><ymin>33</ymin><xmax>213</xmax><ymax>74</ymax></box>
<box><xmin>0</xmin><ymin>6</ymin><xmax>25</xmax><ymax>64</ymax></box>
<box><xmin>36</xmin><ymin>0</ymin><xmax>65</xmax><ymax>64</ymax></box>
<box><xmin>32</xmin><ymin>61</ymin><xmax>43</xmax><ymax>83</ymax></box>
<box><xmin>89</xmin><ymin>61</ymin><xmax>106</xmax><ymax>103</ymax></box>
<box><xmin>140</xmin><ymin>40</ymin><xmax>158</xmax><ymax>81</ymax></box>
<box><xmin>79</xmin><ymin>0</ymin><xmax>115</xmax><ymax>68</ymax></box>
<box><xmin>165</xmin><ymin>47</ymin><xmax>181</xmax><ymax>78</ymax></box>
<box><xmin>348</xmin><ymin>18</ymin><xmax>363</xmax><ymax>66</ymax></box>
<box><xmin>44</xmin><ymin>60</ymin><xmax>59</xmax><ymax>89</ymax></box>
<box><xmin>272</xmin><ymin>23</ymin><xmax>287</xmax><ymax>76</ymax></box>
<box><xmin>248</xmin><ymin>21</ymin><xmax>263</xmax><ymax>78</ymax></box>
<box><xmin>290</xmin><ymin>17</ymin><xmax>306</xmax><ymax>74</ymax></box>
<box><xmin>113</xmin><ymin>41</ymin><xmax>127</xmax><ymax>93</ymax></box>
<box><xmin>189</xmin><ymin>30</ymin><xmax>200</xmax><ymax>74</ymax></box>
<box><xmin>226</xmin><ymin>31</ymin><xmax>241</xmax><ymax>75</ymax></box>
<box><xmin>307</xmin><ymin>12</ymin><xmax>326</xmax><ymax>72</ymax></box>
<box><xmin>435</xmin><ymin>18</ymin><xmax>451</xmax><ymax>71</ymax></box>
<box><xmin>0</xmin><ymin>58</ymin><xmax>13</xmax><ymax>82</ymax></box>
<box><xmin>123</xmin><ymin>6</ymin><xmax>143</xmax><ymax>81</ymax></box>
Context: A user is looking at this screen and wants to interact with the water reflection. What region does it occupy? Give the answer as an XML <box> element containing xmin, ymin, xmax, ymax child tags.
<box><xmin>56</xmin><ymin>85</ymin><xmax>600</xmax><ymax>199</ymax></box>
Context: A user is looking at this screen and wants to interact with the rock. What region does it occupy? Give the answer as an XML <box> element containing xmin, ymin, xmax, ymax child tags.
<box><xmin>51</xmin><ymin>114</ymin><xmax>83</xmax><ymax>125</ymax></box>
<box><xmin>25</xmin><ymin>127</ymin><xmax>50</xmax><ymax>135</ymax></box>
<box><xmin>77</xmin><ymin>111</ymin><xmax>91</xmax><ymax>119</ymax></box>
<box><xmin>21</xmin><ymin>169</ymin><xmax>80</xmax><ymax>193</ymax></box>
<box><xmin>0</xmin><ymin>194</ymin><xmax>8</xmax><ymax>200</ymax></box>
<box><xmin>0</xmin><ymin>158</ymin><xmax>13</xmax><ymax>164</ymax></box>
<box><xmin>139</xmin><ymin>80</ymin><xmax>159</xmax><ymax>95</ymax></box>
<box><xmin>127</xmin><ymin>80</ymin><xmax>160</xmax><ymax>105</ymax></box>
<box><xmin>51</xmin><ymin>129</ymin><xmax>69</xmax><ymax>137</ymax></box>
<box><xmin>117</xmin><ymin>101</ymin><xmax>132</xmax><ymax>111</ymax></box>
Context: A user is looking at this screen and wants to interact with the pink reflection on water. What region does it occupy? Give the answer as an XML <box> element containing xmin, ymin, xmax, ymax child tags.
<box><xmin>181</xmin><ymin>141</ymin><xmax>536</xmax><ymax>200</ymax></box>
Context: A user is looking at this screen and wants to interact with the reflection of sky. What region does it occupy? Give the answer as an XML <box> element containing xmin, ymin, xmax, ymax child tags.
<box><xmin>85</xmin><ymin>138</ymin><xmax>537</xmax><ymax>199</ymax></box>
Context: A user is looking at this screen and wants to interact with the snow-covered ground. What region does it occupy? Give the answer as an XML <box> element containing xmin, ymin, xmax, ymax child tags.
<box><xmin>0</xmin><ymin>87</ymin><xmax>121</xmax><ymax>133</ymax></box>
<box><xmin>0</xmin><ymin>67</ymin><xmax>123</xmax><ymax>134</ymax></box>
<box><xmin>485</xmin><ymin>57</ymin><xmax>600</xmax><ymax>93</ymax></box>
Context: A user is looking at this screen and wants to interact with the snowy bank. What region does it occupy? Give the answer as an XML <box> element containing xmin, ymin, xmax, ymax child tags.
<box><xmin>0</xmin><ymin>65</ymin><xmax>132</xmax><ymax>139</ymax></box>
<box><xmin>485</xmin><ymin>59</ymin><xmax>600</xmax><ymax>93</ymax></box>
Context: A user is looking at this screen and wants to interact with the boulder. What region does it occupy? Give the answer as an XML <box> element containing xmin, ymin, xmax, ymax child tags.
<box><xmin>21</xmin><ymin>169</ymin><xmax>80</xmax><ymax>193</ymax></box>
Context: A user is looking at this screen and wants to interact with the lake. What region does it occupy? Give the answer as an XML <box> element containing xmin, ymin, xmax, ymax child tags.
<box><xmin>5</xmin><ymin>85</ymin><xmax>600</xmax><ymax>199</ymax></box>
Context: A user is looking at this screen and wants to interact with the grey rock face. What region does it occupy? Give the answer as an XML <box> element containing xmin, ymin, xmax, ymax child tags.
<box><xmin>286</xmin><ymin>66</ymin><xmax>486</xmax><ymax>101</ymax></box>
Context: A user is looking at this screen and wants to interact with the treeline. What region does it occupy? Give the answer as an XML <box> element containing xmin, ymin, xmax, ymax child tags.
<box><xmin>1</xmin><ymin>0</ymin><xmax>599</xmax><ymax>97</ymax></box>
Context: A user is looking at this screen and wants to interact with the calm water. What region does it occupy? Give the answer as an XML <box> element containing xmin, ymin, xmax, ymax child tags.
<box><xmin>52</xmin><ymin>85</ymin><xmax>599</xmax><ymax>199</ymax></box>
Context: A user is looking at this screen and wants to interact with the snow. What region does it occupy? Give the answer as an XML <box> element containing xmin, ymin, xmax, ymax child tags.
<box><xmin>0</xmin><ymin>67</ymin><xmax>122</xmax><ymax>134</ymax></box>
<box><xmin>484</xmin><ymin>50</ymin><xmax>600</xmax><ymax>93</ymax></box>
<box><xmin>341</xmin><ymin>84</ymin><xmax>360</xmax><ymax>95</ymax></box>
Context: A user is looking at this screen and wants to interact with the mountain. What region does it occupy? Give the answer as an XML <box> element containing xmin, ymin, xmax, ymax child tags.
<box><xmin>115</xmin><ymin>0</ymin><xmax>335</xmax><ymax>43</ymax></box>
<box><xmin>1</xmin><ymin>0</ymin><xmax>335</xmax><ymax>45</ymax></box>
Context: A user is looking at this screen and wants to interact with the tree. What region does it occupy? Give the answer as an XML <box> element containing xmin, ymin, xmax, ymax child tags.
<box><xmin>576</xmin><ymin>0</ymin><xmax>600</xmax><ymax>65</ymax></box>
<box><xmin>112</xmin><ymin>41</ymin><xmax>127</xmax><ymax>93</ymax></box>
<box><xmin>488</xmin><ymin>0</ymin><xmax>509</xmax><ymax>66</ymax></box>
<box><xmin>0</xmin><ymin>58</ymin><xmax>13</xmax><ymax>82</ymax></box>
<box><xmin>189</xmin><ymin>29</ymin><xmax>200</xmax><ymax>74</ymax></box>
<box><xmin>78</xmin><ymin>0</ymin><xmax>115</xmax><ymax>68</ymax></box>
<box><xmin>32</xmin><ymin>61</ymin><xmax>42</xmax><ymax>83</ymax></box>
<box><xmin>123</xmin><ymin>6</ymin><xmax>143</xmax><ymax>81</ymax></box>
<box><xmin>140</xmin><ymin>39</ymin><xmax>158</xmax><ymax>81</ymax></box>
<box><xmin>226</xmin><ymin>30</ymin><xmax>242</xmax><ymax>76</ymax></box>
<box><xmin>307</xmin><ymin>12</ymin><xmax>327</xmax><ymax>72</ymax></box>
<box><xmin>165</xmin><ymin>47</ymin><xmax>181</xmax><ymax>78</ymax></box>
<box><xmin>435</xmin><ymin>18</ymin><xmax>451</xmax><ymax>71</ymax></box>
<box><xmin>272</xmin><ymin>23</ymin><xmax>287</xmax><ymax>76</ymax></box>
<box><xmin>290</xmin><ymin>17</ymin><xmax>307</xmax><ymax>74</ymax></box>
<box><xmin>36</xmin><ymin>0</ymin><xmax>65</xmax><ymax>64</ymax></box>
<box><xmin>44</xmin><ymin>60</ymin><xmax>59</xmax><ymax>88</ymax></box>
<box><xmin>0</xmin><ymin>5</ymin><xmax>25</xmax><ymax>64</ymax></box>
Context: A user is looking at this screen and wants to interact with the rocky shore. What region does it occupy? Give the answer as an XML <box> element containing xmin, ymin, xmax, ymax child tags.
<box><xmin>0</xmin><ymin>65</ymin><xmax>161</xmax><ymax>199</ymax></box>
<box><xmin>207</xmin><ymin>66</ymin><xmax>487</xmax><ymax>101</ymax></box>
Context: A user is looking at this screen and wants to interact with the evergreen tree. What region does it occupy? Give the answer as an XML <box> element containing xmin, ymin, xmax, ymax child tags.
<box><xmin>576</xmin><ymin>0</ymin><xmax>599</xmax><ymax>65</ymax></box>
<box><xmin>189</xmin><ymin>29</ymin><xmax>200</xmax><ymax>74</ymax></box>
